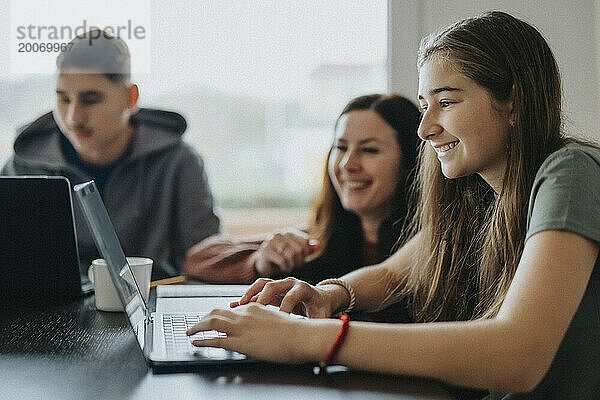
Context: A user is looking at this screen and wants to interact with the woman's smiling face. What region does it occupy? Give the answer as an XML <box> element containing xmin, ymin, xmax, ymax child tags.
<box><xmin>417</xmin><ymin>59</ymin><xmax>513</xmax><ymax>192</ymax></box>
<box><xmin>328</xmin><ymin>109</ymin><xmax>403</xmax><ymax>221</ymax></box>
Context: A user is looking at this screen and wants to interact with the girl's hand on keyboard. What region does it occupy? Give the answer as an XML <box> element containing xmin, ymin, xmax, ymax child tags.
<box><xmin>231</xmin><ymin>277</ymin><xmax>335</xmax><ymax>318</ymax></box>
<box><xmin>186</xmin><ymin>303</ymin><xmax>329</xmax><ymax>364</ymax></box>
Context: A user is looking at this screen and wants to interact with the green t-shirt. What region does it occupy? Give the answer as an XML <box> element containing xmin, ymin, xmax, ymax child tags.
<box><xmin>486</xmin><ymin>141</ymin><xmax>600</xmax><ymax>399</ymax></box>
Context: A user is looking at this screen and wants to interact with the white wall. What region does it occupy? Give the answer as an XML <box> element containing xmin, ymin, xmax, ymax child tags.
<box><xmin>389</xmin><ymin>0</ymin><xmax>600</xmax><ymax>140</ymax></box>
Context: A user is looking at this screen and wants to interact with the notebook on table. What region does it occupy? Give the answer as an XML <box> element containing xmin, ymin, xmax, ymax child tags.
<box><xmin>0</xmin><ymin>176</ymin><xmax>92</xmax><ymax>299</ymax></box>
<box><xmin>74</xmin><ymin>180</ymin><xmax>249</xmax><ymax>368</ymax></box>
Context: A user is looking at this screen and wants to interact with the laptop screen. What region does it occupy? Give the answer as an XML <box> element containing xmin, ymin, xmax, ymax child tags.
<box><xmin>74</xmin><ymin>180</ymin><xmax>147</xmax><ymax>349</ymax></box>
<box><xmin>0</xmin><ymin>176</ymin><xmax>85</xmax><ymax>299</ymax></box>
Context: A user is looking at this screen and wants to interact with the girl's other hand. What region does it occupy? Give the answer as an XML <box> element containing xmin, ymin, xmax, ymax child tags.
<box><xmin>230</xmin><ymin>277</ymin><xmax>335</xmax><ymax>318</ymax></box>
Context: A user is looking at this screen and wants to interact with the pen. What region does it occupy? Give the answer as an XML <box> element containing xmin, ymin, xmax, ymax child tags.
<box><xmin>150</xmin><ymin>275</ymin><xmax>186</xmax><ymax>289</ymax></box>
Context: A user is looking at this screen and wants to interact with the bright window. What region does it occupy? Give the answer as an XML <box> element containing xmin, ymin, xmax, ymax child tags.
<box><xmin>0</xmin><ymin>1</ymin><xmax>388</xmax><ymax>208</ymax></box>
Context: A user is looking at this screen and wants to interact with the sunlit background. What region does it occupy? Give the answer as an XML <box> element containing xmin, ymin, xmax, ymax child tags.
<box><xmin>0</xmin><ymin>0</ymin><xmax>387</xmax><ymax>210</ymax></box>
<box><xmin>2</xmin><ymin>0</ymin><xmax>599</xmax><ymax>234</ymax></box>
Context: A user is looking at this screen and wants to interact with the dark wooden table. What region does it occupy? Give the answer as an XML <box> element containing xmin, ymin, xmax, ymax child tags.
<box><xmin>0</xmin><ymin>293</ymin><xmax>456</xmax><ymax>400</ymax></box>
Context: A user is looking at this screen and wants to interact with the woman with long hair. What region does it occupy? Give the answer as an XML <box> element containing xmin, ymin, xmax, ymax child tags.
<box><xmin>183</xmin><ymin>94</ymin><xmax>420</xmax><ymax>286</ymax></box>
<box><xmin>188</xmin><ymin>12</ymin><xmax>599</xmax><ymax>398</ymax></box>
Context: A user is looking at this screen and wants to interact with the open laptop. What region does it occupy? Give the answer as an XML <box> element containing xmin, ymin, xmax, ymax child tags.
<box><xmin>73</xmin><ymin>180</ymin><xmax>249</xmax><ymax>368</ymax></box>
<box><xmin>0</xmin><ymin>176</ymin><xmax>92</xmax><ymax>299</ymax></box>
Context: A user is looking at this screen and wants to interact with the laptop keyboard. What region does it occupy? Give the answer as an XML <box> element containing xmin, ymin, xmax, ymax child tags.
<box><xmin>162</xmin><ymin>314</ymin><xmax>245</xmax><ymax>359</ymax></box>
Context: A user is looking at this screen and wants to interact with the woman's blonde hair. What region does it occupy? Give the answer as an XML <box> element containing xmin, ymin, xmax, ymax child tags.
<box><xmin>403</xmin><ymin>11</ymin><xmax>566</xmax><ymax>321</ymax></box>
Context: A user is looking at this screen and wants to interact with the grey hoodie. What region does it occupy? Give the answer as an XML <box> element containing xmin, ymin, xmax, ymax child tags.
<box><xmin>2</xmin><ymin>109</ymin><xmax>220</xmax><ymax>280</ymax></box>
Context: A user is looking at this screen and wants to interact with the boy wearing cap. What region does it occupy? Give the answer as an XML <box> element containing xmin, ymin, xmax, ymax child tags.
<box><xmin>2</xmin><ymin>30</ymin><xmax>220</xmax><ymax>280</ymax></box>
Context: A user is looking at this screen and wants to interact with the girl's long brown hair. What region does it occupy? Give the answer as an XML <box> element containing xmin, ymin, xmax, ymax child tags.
<box><xmin>402</xmin><ymin>11</ymin><xmax>566</xmax><ymax>322</ymax></box>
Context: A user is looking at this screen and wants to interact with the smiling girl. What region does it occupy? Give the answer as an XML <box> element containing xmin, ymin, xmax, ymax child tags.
<box><xmin>188</xmin><ymin>12</ymin><xmax>600</xmax><ymax>398</ymax></box>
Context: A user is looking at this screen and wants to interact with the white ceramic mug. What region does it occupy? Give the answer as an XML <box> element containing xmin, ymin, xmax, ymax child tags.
<box><xmin>88</xmin><ymin>257</ymin><xmax>153</xmax><ymax>312</ymax></box>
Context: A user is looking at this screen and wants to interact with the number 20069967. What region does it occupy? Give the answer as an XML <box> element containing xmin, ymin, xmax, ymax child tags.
<box><xmin>18</xmin><ymin>42</ymin><xmax>73</xmax><ymax>52</ymax></box>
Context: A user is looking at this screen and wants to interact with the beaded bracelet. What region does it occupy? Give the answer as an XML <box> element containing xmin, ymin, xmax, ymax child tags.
<box><xmin>316</xmin><ymin>278</ymin><xmax>356</xmax><ymax>314</ymax></box>
<box><xmin>315</xmin><ymin>314</ymin><xmax>350</xmax><ymax>375</ymax></box>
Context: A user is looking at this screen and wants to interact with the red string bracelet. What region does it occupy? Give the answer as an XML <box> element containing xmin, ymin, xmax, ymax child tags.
<box><xmin>316</xmin><ymin>314</ymin><xmax>350</xmax><ymax>375</ymax></box>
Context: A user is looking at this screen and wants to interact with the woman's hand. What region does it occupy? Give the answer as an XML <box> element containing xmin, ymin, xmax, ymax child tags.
<box><xmin>254</xmin><ymin>228</ymin><xmax>320</xmax><ymax>277</ymax></box>
<box><xmin>230</xmin><ymin>277</ymin><xmax>343</xmax><ymax>318</ymax></box>
<box><xmin>186</xmin><ymin>303</ymin><xmax>319</xmax><ymax>364</ymax></box>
